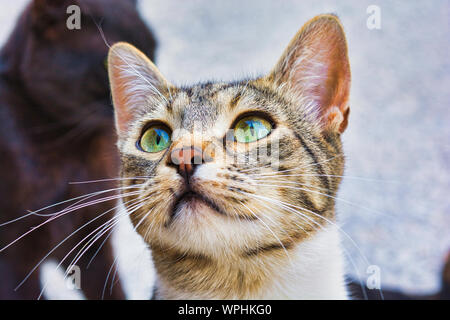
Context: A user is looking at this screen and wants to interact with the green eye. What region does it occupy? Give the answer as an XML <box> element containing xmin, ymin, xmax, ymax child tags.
<box><xmin>139</xmin><ymin>125</ymin><xmax>171</xmax><ymax>153</ymax></box>
<box><xmin>233</xmin><ymin>116</ymin><xmax>272</xmax><ymax>143</ymax></box>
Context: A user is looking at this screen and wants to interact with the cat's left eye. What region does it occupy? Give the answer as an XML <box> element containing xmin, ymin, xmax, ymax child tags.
<box><xmin>139</xmin><ymin>125</ymin><xmax>172</xmax><ymax>153</ymax></box>
<box><xmin>233</xmin><ymin>116</ymin><xmax>272</xmax><ymax>143</ymax></box>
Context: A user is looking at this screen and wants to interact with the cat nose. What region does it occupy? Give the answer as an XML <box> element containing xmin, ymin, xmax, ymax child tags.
<box><xmin>169</xmin><ymin>146</ymin><xmax>205</xmax><ymax>182</ymax></box>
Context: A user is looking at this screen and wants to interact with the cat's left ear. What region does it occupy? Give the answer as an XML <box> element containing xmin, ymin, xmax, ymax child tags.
<box><xmin>108</xmin><ymin>42</ymin><xmax>171</xmax><ymax>136</ymax></box>
<box><xmin>268</xmin><ymin>14</ymin><xmax>351</xmax><ymax>133</ymax></box>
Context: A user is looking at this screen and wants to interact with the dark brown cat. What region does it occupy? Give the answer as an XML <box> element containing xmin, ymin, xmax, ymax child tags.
<box><xmin>0</xmin><ymin>0</ymin><xmax>156</xmax><ymax>299</ymax></box>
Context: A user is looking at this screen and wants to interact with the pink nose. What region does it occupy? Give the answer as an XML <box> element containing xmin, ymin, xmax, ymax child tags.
<box><xmin>169</xmin><ymin>146</ymin><xmax>205</xmax><ymax>182</ymax></box>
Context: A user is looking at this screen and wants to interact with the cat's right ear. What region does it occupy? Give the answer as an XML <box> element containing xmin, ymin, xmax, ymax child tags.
<box><xmin>108</xmin><ymin>42</ymin><xmax>171</xmax><ymax>136</ymax></box>
<box><xmin>267</xmin><ymin>15</ymin><xmax>351</xmax><ymax>133</ymax></box>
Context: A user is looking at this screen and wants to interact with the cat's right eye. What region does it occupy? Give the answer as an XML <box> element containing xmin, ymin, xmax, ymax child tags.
<box><xmin>233</xmin><ymin>115</ymin><xmax>272</xmax><ymax>143</ymax></box>
<box><xmin>139</xmin><ymin>125</ymin><xmax>172</xmax><ymax>153</ymax></box>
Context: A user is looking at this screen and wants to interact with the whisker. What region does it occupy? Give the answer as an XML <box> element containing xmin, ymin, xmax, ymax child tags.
<box><xmin>0</xmin><ymin>189</ymin><xmax>143</xmax><ymax>253</ymax></box>
<box><xmin>251</xmin><ymin>178</ymin><xmax>329</xmax><ymax>192</ymax></box>
<box><xmin>342</xmin><ymin>246</ymin><xmax>369</xmax><ymax>300</ymax></box>
<box><xmin>68</xmin><ymin>176</ymin><xmax>150</xmax><ymax>185</ymax></box>
<box><xmin>64</xmin><ymin>196</ymin><xmax>152</xmax><ymax>277</ymax></box>
<box><xmin>237</xmin><ymin>189</ymin><xmax>322</xmax><ymax>231</ymax></box>
<box><xmin>241</xmin><ymin>195</ymin><xmax>312</xmax><ymax>233</ymax></box>
<box><xmin>247</xmin><ymin>182</ymin><xmax>394</xmax><ymax>219</ymax></box>
<box><xmin>36</xmin><ymin>195</ymin><xmax>151</xmax><ymax>299</ymax></box>
<box><xmin>253</xmin><ymin>193</ymin><xmax>371</xmax><ymax>266</ymax></box>
<box><xmin>95</xmin><ymin>21</ymin><xmax>169</xmax><ymax>105</ymax></box>
<box><xmin>17</xmin><ymin>195</ymin><xmax>146</xmax><ymax>294</ymax></box>
<box><xmin>242</xmin><ymin>155</ymin><xmax>342</xmax><ymax>175</ymax></box>
<box><xmin>0</xmin><ymin>183</ymin><xmax>144</xmax><ymax>227</ymax></box>
<box><xmin>252</xmin><ymin>173</ymin><xmax>399</xmax><ymax>184</ymax></box>
<box><xmin>109</xmin><ymin>207</ymin><xmax>158</xmax><ymax>296</ymax></box>
<box><xmin>103</xmin><ymin>205</ymin><xmax>156</xmax><ymax>299</ymax></box>
<box><xmin>86</xmin><ymin>198</ymin><xmax>155</xmax><ymax>269</ymax></box>
<box><xmin>239</xmin><ymin>201</ymin><xmax>293</xmax><ymax>266</ymax></box>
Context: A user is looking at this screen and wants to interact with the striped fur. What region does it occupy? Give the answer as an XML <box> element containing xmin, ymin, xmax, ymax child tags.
<box><xmin>108</xmin><ymin>14</ymin><xmax>351</xmax><ymax>299</ymax></box>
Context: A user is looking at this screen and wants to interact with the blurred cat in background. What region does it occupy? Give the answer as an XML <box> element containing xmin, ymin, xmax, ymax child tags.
<box><xmin>0</xmin><ymin>0</ymin><xmax>156</xmax><ymax>299</ymax></box>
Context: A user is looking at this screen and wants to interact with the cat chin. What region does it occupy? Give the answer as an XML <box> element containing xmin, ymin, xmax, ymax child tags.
<box><xmin>174</xmin><ymin>199</ymin><xmax>222</xmax><ymax>221</ymax></box>
<box><xmin>172</xmin><ymin>191</ymin><xmax>226</xmax><ymax>219</ymax></box>
<box><xmin>158</xmin><ymin>205</ymin><xmax>264</xmax><ymax>257</ymax></box>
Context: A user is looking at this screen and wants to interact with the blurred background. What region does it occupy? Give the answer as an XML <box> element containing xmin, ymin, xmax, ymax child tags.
<box><xmin>1</xmin><ymin>0</ymin><xmax>449</xmax><ymax>299</ymax></box>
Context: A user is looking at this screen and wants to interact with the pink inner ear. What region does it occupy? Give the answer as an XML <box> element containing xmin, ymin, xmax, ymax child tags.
<box><xmin>108</xmin><ymin>43</ymin><xmax>170</xmax><ymax>136</ymax></box>
<box><xmin>108</xmin><ymin>55</ymin><xmax>135</xmax><ymax>134</ymax></box>
<box><xmin>273</xmin><ymin>15</ymin><xmax>351</xmax><ymax>133</ymax></box>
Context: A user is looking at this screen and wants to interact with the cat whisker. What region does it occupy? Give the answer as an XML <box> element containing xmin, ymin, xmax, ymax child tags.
<box><xmin>251</xmin><ymin>178</ymin><xmax>329</xmax><ymax>192</ymax></box>
<box><xmin>236</xmin><ymin>156</ymin><xmax>342</xmax><ymax>178</ymax></box>
<box><xmin>244</xmin><ymin>155</ymin><xmax>342</xmax><ymax>176</ymax></box>
<box><xmin>36</xmin><ymin>195</ymin><xmax>151</xmax><ymax>299</ymax></box>
<box><xmin>245</xmin><ymin>196</ymin><xmax>313</xmax><ymax>234</ymax></box>
<box><xmin>0</xmin><ymin>189</ymin><xmax>143</xmax><ymax>254</ymax></box>
<box><xmin>237</xmin><ymin>164</ymin><xmax>272</xmax><ymax>173</ymax></box>
<box><xmin>249</xmin><ymin>193</ymin><xmax>371</xmax><ymax>266</ymax></box>
<box><xmin>0</xmin><ymin>183</ymin><xmax>144</xmax><ymax>227</ymax></box>
<box><xmin>234</xmin><ymin>188</ymin><xmax>321</xmax><ymax>232</ymax></box>
<box><xmin>18</xmin><ymin>195</ymin><xmax>147</xmax><ymax>295</ymax></box>
<box><xmin>102</xmin><ymin>205</ymin><xmax>156</xmax><ymax>299</ymax></box>
<box><xmin>231</xmin><ymin>189</ymin><xmax>368</xmax><ymax>264</ymax></box>
<box><xmin>102</xmin><ymin>256</ymin><xmax>120</xmax><ymax>300</ymax></box>
<box><xmin>252</xmin><ymin>172</ymin><xmax>399</xmax><ymax>184</ymax></box>
<box><xmin>238</xmin><ymin>190</ymin><xmax>381</xmax><ymax>298</ymax></box>
<box><xmin>95</xmin><ymin>22</ymin><xmax>169</xmax><ymax>105</ymax></box>
<box><xmin>68</xmin><ymin>176</ymin><xmax>151</xmax><ymax>185</ymax></box>
<box><xmin>232</xmin><ymin>179</ymin><xmax>383</xmax><ymax>300</ymax></box>
<box><xmin>86</xmin><ymin>198</ymin><xmax>155</xmax><ymax>270</ymax></box>
<box><xmin>341</xmin><ymin>246</ymin><xmax>369</xmax><ymax>300</ymax></box>
<box><xmin>247</xmin><ymin>182</ymin><xmax>394</xmax><ymax>219</ymax></box>
<box><xmin>239</xmin><ymin>201</ymin><xmax>293</xmax><ymax>266</ymax></box>
<box><xmin>66</xmin><ymin>196</ymin><xmax>152</xmax><ymax>276</ymax></box>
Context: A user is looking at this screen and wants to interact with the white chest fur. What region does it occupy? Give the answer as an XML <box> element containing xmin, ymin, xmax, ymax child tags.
<box><xmin>258</xmin><ymin>227</ymin><xmax>348</xmax><ymax>299</ymax></box>
<box><xmin>154</xmin><ymin>226</ymin><xmax>348</xmax><ymax>300</ymax></box>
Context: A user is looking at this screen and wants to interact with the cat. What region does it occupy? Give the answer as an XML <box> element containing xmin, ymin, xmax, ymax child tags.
<box><xmin>107</xmin><ymin>14</ymin><xmax>352</xmax><ymax>299</ymax></box>
<box><xmin>0</xmin><ymin>0</ymin><xmax>156</xmax><ymax>299</ymax></box>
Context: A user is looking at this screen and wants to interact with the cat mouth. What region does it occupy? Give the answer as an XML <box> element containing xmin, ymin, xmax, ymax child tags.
<box><xmin>170</xmin><ymin>191</ymin><xmax>227</xmax><ymax>221</ymax></box>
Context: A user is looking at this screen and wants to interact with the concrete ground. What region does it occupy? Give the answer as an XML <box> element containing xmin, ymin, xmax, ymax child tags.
<box><xmin>1</xmin><ymin>0</ymin><xmax>449</xmax><ymax>299</ymax></box>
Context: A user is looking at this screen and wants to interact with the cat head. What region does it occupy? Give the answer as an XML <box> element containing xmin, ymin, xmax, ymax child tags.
<box><xmin>2</xmin><ymin>0</ymin><xmax>156</xmax><ymax>123</ymax></box>
<box><xmin>108</xmin><ymin>15</ymin><xmax>350</xmax><ymax>260</ymax></box>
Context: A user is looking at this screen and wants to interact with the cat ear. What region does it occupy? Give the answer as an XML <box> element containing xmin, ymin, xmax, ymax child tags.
<box><xmin>108</xmin><ymin>42</ymin><xmax>171</xmax><ymax>135</ymax></box>
<box><xmin>268</xmin><ymin>14</ymin><xmax>351</xmax><ymax>133</ymax></box>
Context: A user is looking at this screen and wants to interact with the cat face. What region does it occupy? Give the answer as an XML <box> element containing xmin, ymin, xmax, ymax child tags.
<box><xmin>108</xmin><ymin>15</ymin><xmax>350</xmax><ymax>260</ymax></box>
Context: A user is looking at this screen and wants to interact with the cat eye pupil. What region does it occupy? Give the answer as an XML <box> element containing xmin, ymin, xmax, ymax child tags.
<box><xmin>140</xmin><ymin>125</ymin><xmax>171</xmax><ymax>153</ymax></box>
<box><xmin>233</xmin><ymin>116</ymin><xmax>272</xmax><ymax>143</ymax></box>
<box><xmin>249</xmin><ymin>123</ymin><xmax>255</xmax><ymax>137</ymax></box>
